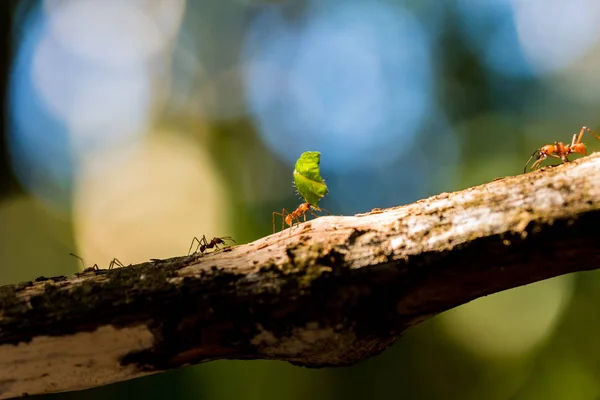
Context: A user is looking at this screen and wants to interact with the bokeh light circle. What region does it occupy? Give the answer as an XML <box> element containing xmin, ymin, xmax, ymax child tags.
<box><xmin>73</xmin><ymin>133</ymin><xmax>230</xmax><ymax>268</ymax></box>
<box><xmin>243</xmin><ymin>1</ymin><xmax>432</xmax><ymax>169</ymax></box>
<box><xmin>439</xmin><ymin>276</ymin><xmax>574</xmax><ymax>359</ymax></box>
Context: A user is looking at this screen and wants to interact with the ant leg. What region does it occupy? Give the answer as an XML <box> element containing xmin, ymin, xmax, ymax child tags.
<box><xmin>272</xmin><ymin>211</ymin><xmax>279</xmax><ymax>233</ymax></box>
<box><xmin>86</xmin><ymin>264</ymin><xmax>99</xmax><ymax>272</ymax></box>
<box><xmin>108</xmin><ymin>258</ymin><xmax>125</xmax><ymax>269</ymax></box>
<box><xmin>532</xmin><ymin>149</ymin><xmax>567</xmax><ymax>171</ymax></box>
<box><xmin>530</xmin><ymin>153</ymin><xmax>548</xmax><ymax>171</ymax></box>
<box><xmin>533</xmin><ymin>152</ymin><xmax>563</xmax><ymax>169</ymax></box>
<box><xmin>199</xmin><ymin>235</ymin><xmax>212</xmax><ymax>253</ymax></box>
<box><xmin>583</xmin><ymin>126</ymin><xmax>600</xmax><ymax>141</ymax></box>
<box><xmin>211</xmin><ymin>239</ymin><xmax>222</xmax><ymax>251</ymax></box>
<box><xmin>200</xmin><ymin>235</ymin><xmax>211</xmax><ymax>251</ymax></box>
<box><xmin>306</xmin><ymin>206</ymin><xmax>329</xmax><ymax>219</ymax></box>
<box><xmin>272</xmin><ymin>209</ymin><xmax>289</xmax><ymax>233</ymax></box>
<box><xmin>574</xmin><ymin>126</ymin><xmax>600</xmax><ymax>144</ymax></box>
<box><xmin>295</xmin><ymin>214</ymin><xmax>303</xmax><ymax>227</ymax></box>
<box><xmin>545</xmin><ymin>153</ymin><xmax>562</xmax><ymax>160</ymax></box>
<box><xmin>187</xmin><ymin>237</ymin><xmax>202</xmax><ymax>255</ymax></box>
<box><xmin>288</xmin><ymin>215</ymin><xmax>300</xmax><ymax>236</ymax></box>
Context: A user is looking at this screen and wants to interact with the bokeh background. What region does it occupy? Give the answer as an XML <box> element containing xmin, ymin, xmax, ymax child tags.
<box><xmin>1</xmin><ymin>0</ymin><xmax>600</xmax><ymax>399</ymax></box>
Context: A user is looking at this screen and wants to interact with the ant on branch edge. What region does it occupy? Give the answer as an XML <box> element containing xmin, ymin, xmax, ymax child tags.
<box><xmin>524</xmin><ymin>126</ymin><xmax>600</xmax><ymax>173</ymax></box>
<box><xmin>187</xmin><ymin>235</ymin><xmax>236</xmax><ymax>256</ymax></box>
<box><xmin>70</xmin><ymin>253</ymin><xmax>125</xmax><ymax>272</ymax></box>
<box><xmin>272</xmin><ymin>202</ymin><xmax>329</xmax><ymax>234</ymax></box>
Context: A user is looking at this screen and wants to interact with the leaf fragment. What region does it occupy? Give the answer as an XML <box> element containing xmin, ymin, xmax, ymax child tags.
<box><xmin>293</xmin><ymin>151</ymin><xmax>328</xmax><ymax>207</ymax></box>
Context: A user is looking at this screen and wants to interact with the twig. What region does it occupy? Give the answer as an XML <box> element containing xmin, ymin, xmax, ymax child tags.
<box><xmin>1</xmin><ymin>153</ymin><xmax>600</xmax><ymax>398</ymax></box>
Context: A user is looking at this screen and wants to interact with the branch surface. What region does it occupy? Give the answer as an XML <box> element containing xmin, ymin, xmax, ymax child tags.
<box><xmin>2</xmin><ymin>153</ymin><xmax>600</xmax><ymax>398</ymax></box>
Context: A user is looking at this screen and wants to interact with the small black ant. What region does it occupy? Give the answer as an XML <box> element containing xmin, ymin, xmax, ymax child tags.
<box><xmin>272</xmin><ymin>202</ymin><xmax>329</xmax><ymax>233</ymax></box>
<box><xmin>524</xmin><ymin>126</ymin><xmax>600</xmax><ymax>172</ymax></box>
<box><xmin>187</xmin><ymin>235</ymin><xmax>236</xmax><ymax>255</ymax></box>
<box><xmin>70</xmin><ymin>253</ymin><xmax>125</xmax><ymax>272</ymax></box>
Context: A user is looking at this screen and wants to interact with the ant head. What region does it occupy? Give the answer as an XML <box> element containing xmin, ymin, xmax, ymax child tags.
<box><xmin>571</xmin><ymin>143</ymin><xmax>587</xmax><ymax>155</ymax></box>
<box><xmin>539</xmin><ymin>144</ymin><xmax>555</xmax><ymax>155</ymax></box>
<box><xmin>524</xmin><ymin>148</ymin><xmax>544</xmax><ymax>173</ymax></box>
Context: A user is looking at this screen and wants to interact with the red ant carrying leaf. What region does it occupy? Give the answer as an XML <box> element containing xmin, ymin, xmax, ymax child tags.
<box><xmin>524</xmin><ymin>126</ymin><xmax>600</xmax><ymax>173</ymax></box>
<box><xmin>272</xmin><ymin>151</ymin><xmax>330</xmax><ymax>234</ymax></box>
<box><xmin>272</xmin><ymin>203</ymin><xmax>329</xmax><ymax>234</ymax></box>
<box><xmin>187</xmin><ymin>235</ymin><xmax>235</xmax><ymax>255</ymax></box>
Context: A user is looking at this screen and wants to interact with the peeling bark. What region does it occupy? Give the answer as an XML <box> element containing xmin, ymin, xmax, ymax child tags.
<box><xmin>1</xmin><ymin>153</ymin><xmax>600</xmax><ymax>398</ymax></box>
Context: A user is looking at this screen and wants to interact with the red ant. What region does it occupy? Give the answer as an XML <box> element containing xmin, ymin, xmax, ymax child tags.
<box><xmin>70</xmin><ymin>253</ymin><xmax>125</xmax><ymax>272</ymax></box>
<box><xmin>272</xmin><ymin>202</ymin><xmax>329</xmax><ymax>233</ymax></box>
<box><xmin>187</xmin><ymin>235</ymin><xmax>236</xmax><ymax>255</ymax></box>
<box><xmin>524</xmin><ymin>126</ymin><xmax>600</xmax><ymax>173</ymax></box>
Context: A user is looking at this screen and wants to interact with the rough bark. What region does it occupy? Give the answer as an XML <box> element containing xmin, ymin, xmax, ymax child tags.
<box><xmin>1</xmin><ymin>153</ymin><xmax>600</xmax><ymax>398</ymax></box>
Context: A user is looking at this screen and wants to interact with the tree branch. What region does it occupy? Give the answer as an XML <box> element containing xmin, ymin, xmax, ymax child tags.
<box><xmin>2</xmin><ymin>153</ymin><xmax>600</xmax><ymax>398</ymax></box>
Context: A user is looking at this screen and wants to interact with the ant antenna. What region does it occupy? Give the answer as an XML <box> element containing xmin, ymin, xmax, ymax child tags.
<box><xmin>524</xmin><ymin>149</ymin><xmax>540</xmax><ymax>173</ymax></box>
<box><xmin>70</xmin><ymin>253</ymin><xmax>98</xmax><ymax>271</ymax></box>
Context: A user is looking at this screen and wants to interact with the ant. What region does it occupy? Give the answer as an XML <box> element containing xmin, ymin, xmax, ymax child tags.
<box><xmin>70</xmin><ymin>253</ymin><xmax>125</xmax><ymax>272</ymax></box>
<box><xmin>524</xmin><ymin>126</ymin><xmax>600</xmax><ymax>173</ymax></box>
<box><xmin>187</xmin><ymin>235</ymin><xmax>236</xmax><ymax>255</ymax></box>
<box><xmin>272</xmin><ymin>202</ymin><xmax>329</xmax><ymax>234</ymax></box>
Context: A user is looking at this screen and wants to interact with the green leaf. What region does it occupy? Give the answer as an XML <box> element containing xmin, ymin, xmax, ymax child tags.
<box><xmin>293</xmin><ymin>151</ymin><xmax>328</xmax><ymax>207</ymax></box>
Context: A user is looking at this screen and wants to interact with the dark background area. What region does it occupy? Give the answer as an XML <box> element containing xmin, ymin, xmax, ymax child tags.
<box><xmin>2</xmin><ymin>0</ymin><xmax>600</xmax><ymax>399</ymax></box>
